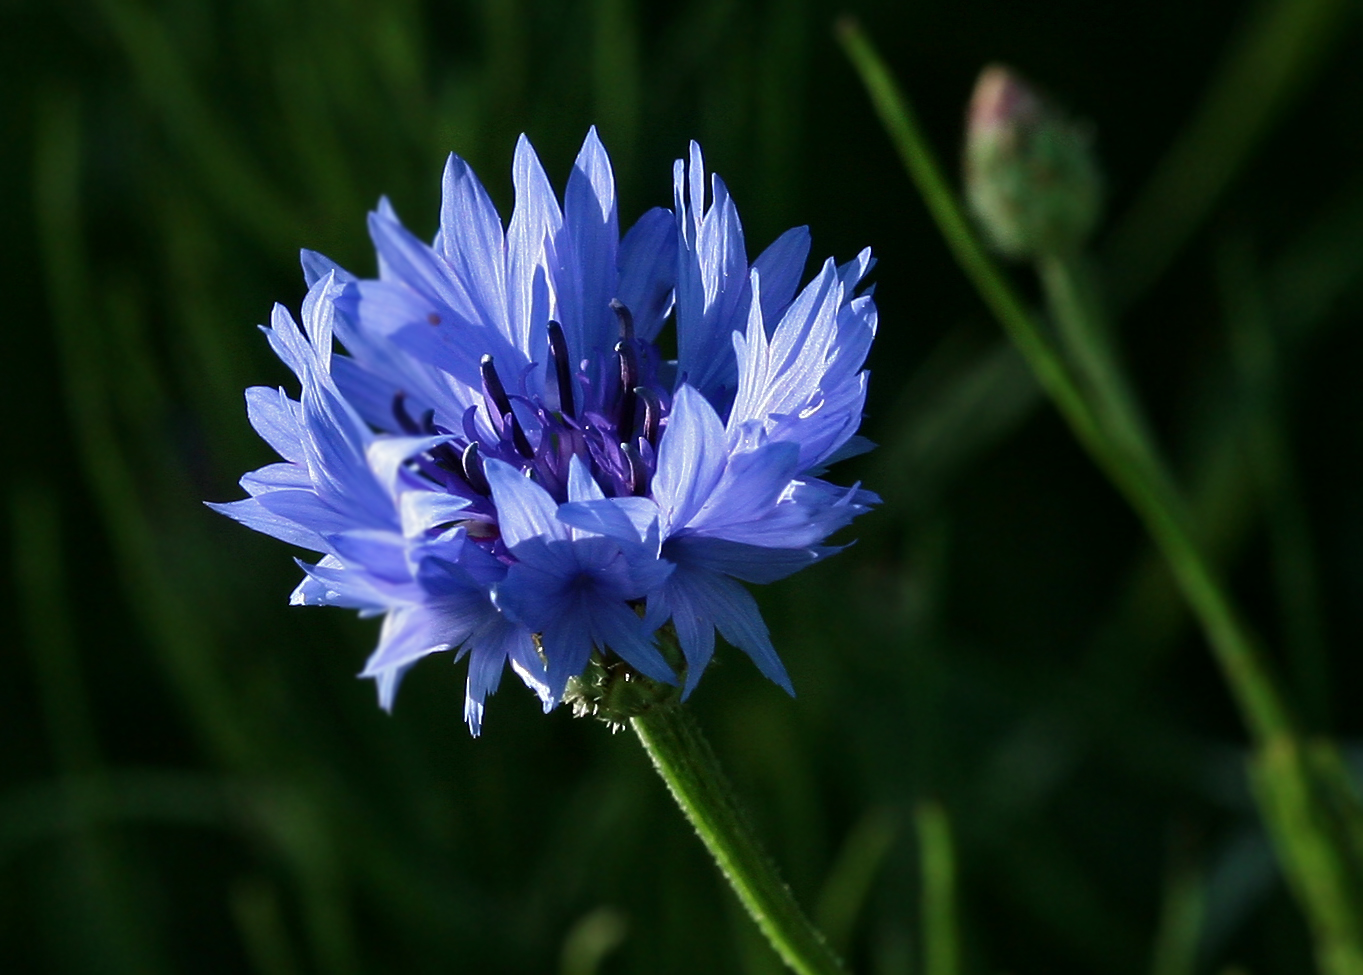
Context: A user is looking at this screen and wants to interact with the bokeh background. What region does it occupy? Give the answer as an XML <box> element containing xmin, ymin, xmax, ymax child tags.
<box><xmin>4</xmin><ymin>0</ymin><xmax>1363</xmax><ymax>972</ymax></box>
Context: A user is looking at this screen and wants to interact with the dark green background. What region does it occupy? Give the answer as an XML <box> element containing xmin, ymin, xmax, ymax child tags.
<box><xmin>3</xmin><ymin>0</ymin><xmax>1363</xmax><ymax>972</ymax></box>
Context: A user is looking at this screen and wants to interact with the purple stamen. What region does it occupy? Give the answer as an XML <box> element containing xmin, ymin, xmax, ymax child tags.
<box><xmin>507</xmin><ymin>411</ymin><xmax>535</xmax><ymax>459</ymax></box>
<box><xmin>480</xmin><ymin>355</ymin><xmax>513</xmax><ymax>438</ymax></box>
<box><xmin>635</xmin><ymin>386</ymin><xmax>661</xmax><ymax>445</ymax></box>
<box><xmin>616</xmin><ymin>341</ymin><xmax>639</xmax><ymax>436</ymax></box>
<box><xmin>461</xmin><ymin>442</ymin><xmax>490</xmax><ymax>495</ymax></box>
<box><xmin>610</xmin><ymin>298</ymin><xmax>635</xmax><ymax>342</ymax></box>
<box><xmin>547</xmin><ymin>321</ymin><xmax>575</xmax><ymax>419</ymax></box>
<box><xmin>621</xmin><ymin>441</ymin><xmax>648</xmax><ymax>496</ymax></box>
<box><xmin>392</xmin><ymin>392</ymin><xmax>422</xmax><ymax>435</ymax></box>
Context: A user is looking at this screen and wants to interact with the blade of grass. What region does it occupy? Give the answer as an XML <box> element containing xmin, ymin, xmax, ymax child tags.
<box><xmin>916</xmin><ymin>802</ymin><xmax>959</xmax><ymax>975</ymax></box>
<box><xmin>1148</xmin><ymin>858</ymin><xmax>1206</xmax><ymax>975</ymax></box>
<box><xmin>231</xmin><ymin>878</ymin><xmax>305</xmax><ymax>975</ymax></box>
<box><xmin>815</xmin><ymin>806</ymin><xmax>899</xmax><ymax>956</ymax></box>
<box><xmin>11</xmin><ymin>484</ymin><xmax>169</xmax><ymax>974</ymax></box>
<box><xmin>837</xmin><ymin>18</ymin><xmax>1292</xmax><ymax>743</ymax></box>
<box><xmin>33</xmin><ymin>88</ymin><xmax>252</xmax><ymax>769</ymax></box>
<box><xmin>837</xmin><ymin>22</ymin><xmax>1363</xmax><ymax>971</ymax></box>
<box><xmin>92</xmin><ymin>0</ymin><xmax>307</xmax><ymax>251</ymax></box>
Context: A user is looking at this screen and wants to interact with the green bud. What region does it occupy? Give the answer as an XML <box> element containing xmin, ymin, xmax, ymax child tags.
<box><xmin>964</xmin><ymin>65</ymin><xmax>1102</xmax><ymax>259</ymax></box>
<box><xmin>564</xmin><ymin>626</ymin><xmax>685</xmax><ymax>729</ymax></box>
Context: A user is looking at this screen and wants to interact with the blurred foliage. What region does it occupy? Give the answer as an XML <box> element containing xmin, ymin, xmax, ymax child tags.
<box><xmin>3</xmin><ymin>0</ymin><xmax>1363</xmax><ymax>973</ymax></box>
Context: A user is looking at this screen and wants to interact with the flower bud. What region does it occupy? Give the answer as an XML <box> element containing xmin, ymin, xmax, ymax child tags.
<box><xmin>964</xmin><ymin>65</ymin><xmax>1102</xmax><ymax>259</ymax></box>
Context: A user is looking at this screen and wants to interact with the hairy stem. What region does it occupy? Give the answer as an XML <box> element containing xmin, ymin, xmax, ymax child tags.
<box><xmin>631</xmin><ymin>704</ymin><xmax>847</xmax><ymax>975</ymax></box>
<box><xmin>837</xmin><ymin>21</ymin><xmax>1363</xmax><ymax>970</ymax></box>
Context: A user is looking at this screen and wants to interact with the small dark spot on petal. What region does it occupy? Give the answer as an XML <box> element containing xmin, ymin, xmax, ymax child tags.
<box><xmin>427</xmin><ymin>312</ymin><xmax>442</xmax><ymax>325</ymax></box>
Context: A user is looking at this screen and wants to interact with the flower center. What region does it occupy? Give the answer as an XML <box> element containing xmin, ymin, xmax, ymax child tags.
<box><xmin>394</xmin><ymin>301</ymin><xmax>672</xmax><ymax>527</ymax></box>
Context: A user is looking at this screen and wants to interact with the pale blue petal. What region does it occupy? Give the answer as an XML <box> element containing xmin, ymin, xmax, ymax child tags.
<box><xmin>254</xmin><ymin>489</ymin><xmax>363</xmax><ymax>538</ymax></box>
<box><xmin>652</xmin><ymin>384</ymin><xmax>727</xmax><ymax>536</ymax></box>
<box><xmin>206</xmin><ymin>498</ymin><xmax>324</xmax><ymax>551</ymax></box>
<box><xmin>399</xmin><ymin>489</ymin><xmax>474</xmax><ymax>537</ymax></box>
<box><xmin>245</xmin><ymin>386</ymin><xmax>305</xmax><ymax>463</ymax></box>
<box><xmin>435</xmin><ymin>153</ymin><xmax>509</xmax><ymax>337</ymax></box>
<box><xmin>562</xmin><ymin>126</ymin><xmax>620</xmax><ymax>360</ymax></box>
<box><xmin>505</xmin><ymin>134</ymin><xmax>561</xmax><ymax>359</ymax></box>
<box><xmin>300</xmin><ymin>249</ymin><xmax>357</xmax><ymax>288</ymax></box>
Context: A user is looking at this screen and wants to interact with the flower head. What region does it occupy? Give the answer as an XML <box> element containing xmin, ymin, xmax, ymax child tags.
<box><xmin>212</xmin><ymin>129</ymin><xmax>878</xmax><ymax>733</ymax></box>
<box><xmin>965</xmin><ymin>65</ymin><xmax>1102</xmax><ymax>258</ymax></box>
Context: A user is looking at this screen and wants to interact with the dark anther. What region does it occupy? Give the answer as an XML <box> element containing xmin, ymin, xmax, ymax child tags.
<box><xmin>615</xmin><ymin>341</ymin><xmax>639</xmax><ymax>436</ymax></box>
<box><xmin>635</xmin><ymin>387</ymin><xmax>661</xmax><ymax>445</ymax></box>
<box><xmin>622</xmin><ymin>441</ymin><xmax>648</xmax><ymax>497</ymax></box>
<box><xmin>547</xmin><ymin>321</ymin><xmax>575</xmax><ymax>418</ymax></box>
<box><xmin>461</xmin><ymin>442</ymin><xmax>490</xmax><ymax>495</ymax></box>
<box><xmin>508</xmin><ymin>412</ymin><xmax>535</xmax><ymax>459</ymax></box>
<box><xmin>392</xmin><ymin>392</ymin><xmax>422</xmax><ymax>435</ymax></box>
<box><xmin>610</xmin><ymin>299</ymin><xmax>635</xmax><ymax>342</ymax></box>
<box><xmin>480</xmin><ymin>355</ymin><xmax>513</xmax><ymax>437</ymax></box>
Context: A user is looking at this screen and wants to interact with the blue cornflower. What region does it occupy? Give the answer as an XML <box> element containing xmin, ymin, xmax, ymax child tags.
<box><xmin>213</xmin><ymin>129</ymin><xmax>877</xmax><ymax>733</ymax></box>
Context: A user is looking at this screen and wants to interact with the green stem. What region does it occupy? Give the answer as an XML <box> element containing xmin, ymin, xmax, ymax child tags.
<box><xmin>915</xmin><ymin>802</ymin><xmax>960</xmax><ymax>975</ymax></box>
<box><xmin>837</xmin><ymin>19</ymin><xmax>1293</xmax><ymax>744</ymax></box>
<box><xmin>1034</xmin><ymin>251</ymin><xmax>1295</xmax><ymax>744</ymax></box>
<box><xmin>837</xmin><ymin>22</ymin><xmax>1363</xmax><ymax>969</ymax></box>
<box><xmin>631</xmin><ymin>704</ymin><xmax>847</xmax><ymax>975</ymax></box>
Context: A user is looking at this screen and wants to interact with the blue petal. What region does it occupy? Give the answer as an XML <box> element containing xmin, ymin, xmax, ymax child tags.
<box><xmin>330</xmin><ymin>354</ymin><xmax>408</xmax><ymax>431</ymax></box>
<box><xmin>537</xmin><ymin>595</ymin><xmax>595</xmax><ymax>704</ymax></box>
<box><xmin>463</xmin><ymin>640</ymin><xmax>506</xmax><ymax>735</ymax></box>
<box><xmin>365</xmin><ymin>434</ymin><xmax>456</xmax><ymax>494</ymax></box>
<box><xmin>645</xmin><ymin>569</ymin><xmax>715</xmax><ymax>697</ymax></box>
<box><xmin>588</xmin><ymin>598</ymin><xmax>675</xmax><ymax>685</ymax></box>
<box><xmin>652</xmin><ymin>384</ymin><xmax>727</xmax><ymax>536</ymax></box>
<box><xmin>254</xmin><ymin>489</ymin><xmax>364</xmax><ymax>538</ymax></box>
<box><xmin>505</xmin><ymin>134</ymin><xmax>561</xmax><ymax>360</ymax></box>
<box><xmin>364</xmin><ymin>214</ymin><xmax>530</xmax><ymax>389</ymax></box>
<box><xmin>245</xmin><ymin>386</ymin><xmax>305</xmax><ymax>463</ymax></box>
<box><xmin>434</xmin><ymin>153</ymin><xmax>509</xmax><ymax>338</ymax></box>
<box><xmin>300</xmin><ymin>270</ymin><xmax>343</xmax><ymax>370</ymax></box>
<box><xmin>399</xmin><ymin>489</ymin><xmax>474</xmax><ymax>537</ymax></box>
<box><xmin>662</xmin><ymin>535</ymin><xmax>831</xmax><ymax>584</ymax></box>
<box><xmin>751</xmin><ymin>225</ymin><xmax>810</xmax><ymax>329</ymax></box>
<box><xmin>293</xmin><ymin>557</ymin><xmax>392</xmax><ymax>609</ymax></box>
<box><xmin>649</xmin><ymin>565</ymin><xmax>791</xmax><ymax>695</ymax></box>
<box><xmin>566</xmin><ymin>453</ymin><xmax>607</xmax><ymax>503</ymax></box>
<box><xmin>206</xmin><ymin>498</ymin><xmax>324</xmax><ymax>550</ymax></box>
<box><xmin>372</xmin><ymin>662</ymin><xmax>416</xmax><ymax>713</ymax></box>
<box><xmin>300</xmin><ymin>249</ymin><xmax>356</xmax><ymax>288</ymax></box>
<box><xmin>674</xmin><ymin>152</ymin><xmax>751</xmax><ymax>402</ymax></box>
<box><xmin>369</xmin><ymin>205</ymin><xmax>478</xmax><ymax>320</ymax></box>
<box><xmin>728</xmin><ymin>256</ymin><xmax>876</xmax><ymax>470</ymax></box>
<box><xmin>696</xmin><ymin>570</ymin><xmax>792</xmax><ymax>694</ymax></box>
<box><xmin>328</xmin><ymin>530</ymin><xmax>411</xmax><ymax>584</ymax></box>
<box><xmin>361</xmin><ymin>588</ymin><xmax>496</xmax><ymax>678</ymax></box>
<box><xmin>484</xmin><ymin>458</ymin><xmax>567</xmax><ymax>547</ymax></box>
<box><xmin>558</xmin><ymin>496</ymin><xmax>659</xmax><ymax>546</ymax></box>
<box><xmin>686</xmin><ymin>440</ymin><xmax>802</xmax><ymax>536</ymax></box>
<box><xmin>617</xmin><ymin>207</ymin><xmax>678</xmax><ymax>341</ymax></box>
<box><xmin>240</xmin><ymin>461</ymin><xmax>312</xmax><ymax>493</ymax></box>
<box><xmin>562</xmin><ymin>126</ymin><xmax>620</xmax><ymax>361</ymax></box>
